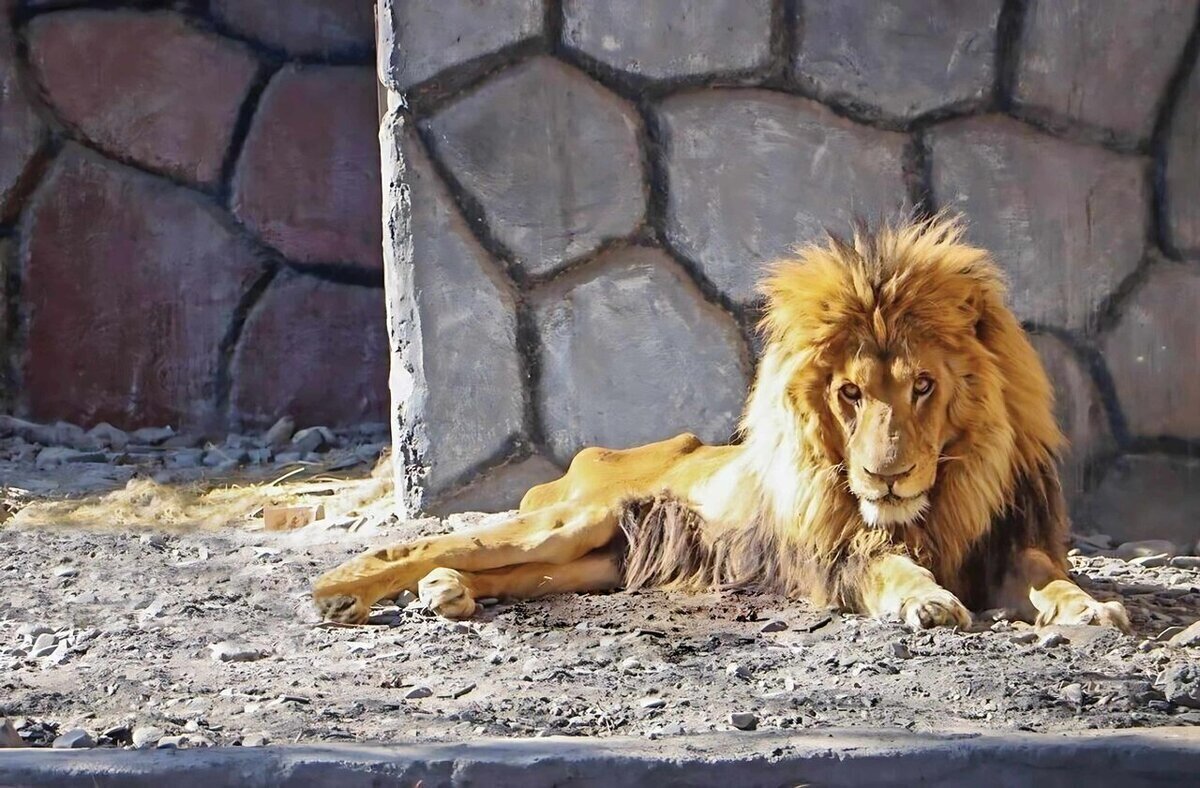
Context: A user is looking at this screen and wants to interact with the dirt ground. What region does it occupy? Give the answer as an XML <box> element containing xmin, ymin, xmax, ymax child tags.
<box><xmin>1</xmin><ymin>417</ymin><xmax>1199</xmax><ymax>749</ymax></box>
<box><xmin>3</xmin><ymin>508</ymin><xmax>1200</xmax><ymax>749</ymax></box>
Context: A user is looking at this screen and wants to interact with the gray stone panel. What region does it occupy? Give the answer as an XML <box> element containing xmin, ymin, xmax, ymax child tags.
<box><xmin>430</xmin><ymin>454</ymin><xmax>564</xmax><ymax>516</ymax></box>
<box><xmin>562</xmin><ymin>0</ymin><xmax>772</xmax><ymax>80</ymax></box>
<box><xmin>1166</xmin><ymin>58</ymin><xmax>1200</xmax><ymax>257</ymax></box>
<box><xmin>658</xmin><ymin>90</ymin><xmax>909</xmax><ymax>306</ymax></box>
<box><xmin>0</xmin><ymin>3</ymin><xmax>45</xmax><ymax>220</ymax></box>
<box><xmin>1083</xmin><ymin>454</ymin><xmax>1200</xmax><ymax>546</ymax></box>
<box><xmin>1029</xmin><ymin>333</ymin><xmax>1113</xmax><ymax>500</ymax></box>
<box><xmin>384</xmin><ymin>0</ymin><xmax>543</xmax><ymax>90</ymax></box>
<box><xmin>1013</xmin><ymin>0</ymin><xmax>1198</xmax><ymax>142</ymax></box>
<box><xmin>1101</xmin><ymin>264</ymin><xmax>1200</xmax><ymax>440</ymax></box>
<box><xmin>533</xmin><ymin>246</ymin><xmax>747</xmax><ymax>465</ymax></box>
<box><xmin>928</xmin><ymin>115</ymin><xmax>1146</xmax><ymax>330</ymax></box>
<box><xmin>404</xmin><ymin>133</ymin><xmax>526</xmax><ymax>494</ymax></box>
<box><xmin>794</xmin><ymin>0</ymin><xmax>1001</xmax><ymax>120</ymax></box>
<box><xmin>425</xmin><ymin>57</ymin><xmax>646</xmax><ymax>278</ymax></box>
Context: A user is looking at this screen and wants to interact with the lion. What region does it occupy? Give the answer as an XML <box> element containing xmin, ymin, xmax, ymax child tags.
<box><xmin>312</xmin><ymin>215</ymin><xmax>1130</xmax><ymax>633</ymax></box>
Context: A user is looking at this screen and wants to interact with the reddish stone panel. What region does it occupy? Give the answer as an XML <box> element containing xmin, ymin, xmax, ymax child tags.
<box><xmin>232</xmin><ymin>65</ymin><xmax>382</xmax><ymax>270</ymax></box>
<box><xmin>230</xmin><ymin>273</ymin><xmax>388</xmax><ymax>428</ymax></box>
<box><xmin>211</xmin><ymin>0</ymin><xmax>373</xmax><ymax>58</ymax></box>
<box><xmin>0</xmin><ymin>1</ymin><xmax>46</xmax><ymax>220</ymax></box>
<box><xmin>20</xmin><ymin>146</ymin><xmax>264</xmax><ymax>429</ymax></box>
<box><xmin>27</xmin><ymin>10</ymin><xmax>259</xmax><ymax>187</ymax></box>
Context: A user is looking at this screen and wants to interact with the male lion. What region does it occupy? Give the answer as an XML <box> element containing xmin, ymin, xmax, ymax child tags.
<box><xmin>313</xmin><ymin>216</ymin><xmax>1130</xmax><ymax>633</ymax></box>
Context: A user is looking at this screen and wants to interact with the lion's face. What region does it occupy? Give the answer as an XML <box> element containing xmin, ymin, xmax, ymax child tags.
<box><xmin>827</xmin><ymin>341</ymin><xmax>957</xmax><ymax>527</ymax></box>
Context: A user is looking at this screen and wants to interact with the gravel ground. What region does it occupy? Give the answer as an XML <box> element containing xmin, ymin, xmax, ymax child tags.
<box><xmin>2</xmin><ymin>511</ymin><xmax>1199</xmax><ymax>750</ymax></box>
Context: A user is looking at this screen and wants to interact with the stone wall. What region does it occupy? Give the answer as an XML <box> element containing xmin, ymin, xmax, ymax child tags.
<box><xmin>0</xmin><ymin>0</ymin><xmax>386</xmax><ymax>431</ymax></box>
<box><xmin>380</xmin><ymin>0</ymin><xmax>1200</xmax><ymax>543</ymax></box>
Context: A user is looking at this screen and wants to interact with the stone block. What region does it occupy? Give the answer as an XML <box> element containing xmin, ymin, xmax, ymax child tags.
<box><xmin>211</xmin><ymin>0</ymin><xmax>373</xmax><ymax>58</ymax></box>
<box><xmin>430</xmin><ymin>454</ymin><xmax>564</xmax><ymax>516</ymax></box>
<box><xmin>425</xmin><ymin>57</ymin><xmax>645</xmax><ymax>278</ymax></box>
<box><xmin>532</xmin><ymin>246</ymin><xmax>748</xmax><ymax>464</ymax></box>
<box><xmin>383</xmin><ymin>0</ymin><xmax>542</xmax><ymax>90</ymax></box>
<box><xmin>1029</xmin><ymin>333</ymin><xmax>1113</xmax><ymax>499</ymax></box>
<box><xmin>562</xmin><ymin>0</ymin><xmax>772</xmax><ymax>80</ymax></box>
<box><xmin>20</xmin><ymin>146</ymin><xmax>264</xmax><ymax>428</ymax></box>
<box><xmin>402</xmin><ymin>133</ymin><xmax>526</xmax><ymax>494</ymax></box>
<box><xmin>1165</xmin><ymin>55</ymin><xmax>1200</xmax><ymax>257</ymax></box>
<box><xmin>1082</xmin><ymin>454</ymin><xmax>1200</xmax><ymax>547</ymax></box>
<box><xmin>27</xmin><ymin>10</ymin><xmax>258</xmax><ymax>187</ymax></box>
<box><xmin>231</xmin><ymin>274</ymin><xmax>388</xmax><ymax>429</ymax></box>
<box><xmin>658</xmin><ymin>89</ymin><xmax>909</xmax><ymax>306</ymax></box>
<box><xmin>928</xmin><ymin>115</ymin><xmax>1146</xmax><ymax>330</ymax></box>
<box><xmin>1013</xmin><ymin>0</ymin><xmax>1198</xmax><ymax>142</ymax></box>
<box><xmin>1101</xmin><ymin>264</ymin><xmax>1200</xmax><ymax>440</ymax></box>
<box><xmin>0</xmin><ymin>4</ymin><xmax>45</xmax><ymax>220</ymax></box>
<box><xmin>794</xmin><ymin>0</ymin><xmax>1001</xmax><ymax>120</ymax></box>
<box><xmin>232</xmin><ymin>65</ymin><xmax>382</xmax><ymax>270</ymax></box>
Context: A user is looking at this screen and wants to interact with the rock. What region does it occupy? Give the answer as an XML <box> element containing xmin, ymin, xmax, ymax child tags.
<box><xmin>0</xmin><ymin>718</ymin><xmax>23</xmax><ymax>748</ymax></box>
<box><xmin>638</xmin><ymin>697</ymin><xmax>667</xmax><ymax>710</ymax></box>
<box><xmin>131</xmin><ymin>725</ymin><xmax>165</xmax><ymax>749</ymax></box>
<box><xmin>1130</xmin><ymin>554</ymin><xmax>1171</xmax><ymax>569</ymax></box>
<box><xmin>1061</xmin><ymin>683</ymin><xmax>1085</xmax><ymax>706</ymax></box>
<box><xmin>394</xmin><ymin>134</ymin><xmax>525</xmax><ymax>494</ymax></box>
<box><xmin>230</xmin><ymin>275</ymin><xmax>388</xmax><ymax>428</ymax></box>
<box><xmin>430</xmin><ymin>455</ymin><xmax>563</xmax><ymax>516</ymax></box>
<box><xmin>22</xmin><ymin>147</ymin><xmax>263</xmax><ymax>428</ymax></box>
<box><xmin>619</xmin><ymin>657</ymin><xmax>643</xmax><ymax>674</ymax></box>
<box><xmin>17</xmin><ymin>623</ymin><xmax>53</xmax><ymax>639</ymax></box>
<box><xmin>1166</xmin><ymin>55</ymin><xmax>1200</xmax><ymax>255</ymax></box>
<box><xmin>1074</xmin><ymin>533</ymin><xmax>1115</xmax><ymax>551</ymax></box>
<box><xmin>86</xmin><ymin>423</ymin><xmax>129</xmax><ymax>450</ymax></box>
<box><xmin>1011</xmin><ymin>631</ymin><xmax>1039</xmax><ymax>645</ymax></box>
<box><xmin>274</xmin><ymin>451</ymin><xmax>302</xmax><ymax>464</ymax></box>
<box><xmin>1029</xmin><ymin>334</ymin><xmax>1114</xmax><ymax>500</ymax></box>
<box><xmin>887</xmin><ymin>641</ymin><xmax>912</xmax><ymax>659</ymax></box>
<box><xmin>760</xmin><ymin>620</ymin><xmax>788</xmax><ymax>634</ymax></box>
<box><xmin>0</xmin><ymin>11</ymin><xmax>45</xmax><ymax>221</ymax></box>
<box><xmin>1038</xmin><ymin>632</ymin><xmax>1069</xmax><ymax>648</ymax></box>
<box><xmin>130</xmin><ymin>427</ymin><xmax>175</xmax><ymax>445</ymax></box>
<box><xmin>1170</xmin><ymin>556</ymin><xmax>1200</xmax><ymax>569</ymax></box>
<box><xmin>532</xmin><ymin>247</ymin><xmax>747</xmax><ymax>464</ymax></box>
<box><xmin>928</xmin><ymin>115</ymin><xmax>1145</xmax><ymax>330</ymax></box>
<box><xmin>425</xmin><ymin>56</ymin><xmax>645</xmax><ymax>277</ymax></box>
<box><xmin>396</xmin><ymin>590</ymin><xmax>417</xmax><ymax>607</ymax></box>
<box><xmin>156</xmin><ymin>735</ymin><xmax>190</xmax><ymax>749</ymax></box>
<box><xmin>211</xmin><ymin>0</ymin><xmax>372</xmax><ymax>58</ymax></box>
<box><xmin>209</xmin><ymin>641</ymin><xmax>265</xmax><ymax>663</ymax></box>
<box><xmin>794</xmin><ymin>0</ymin><xmax>1001</xmax><ymax>119</ymax></box>
<box><xmin>241</xmin><ymin>732</ymin><xmax>271</xmax><ymax>747</ymax></box>
<box><xmin>232</xmin><ymin>65</ymin><xmax>382</xmax><ymax>269</ymax></box>
<box><xmin>1086</xmin><ymin>458</ymin><xmax>1200</xmax><ymax>547</ymax></box>
<box><xmin>1013</xmin><ymin>0</ymin><xmax>1195</xmax><ymax>143</ymax></box>
<box><xmin>658</xmin><ymin>89</ymin><xmax>908</xmax><ymax>305</ymax></box>
<box><xmin>563</xmin><ymin>0</ymin><xmax>772</xmax><ymax>79</ymax></box>
<box><xmin>263</xmin><ymin>416</ymin><xmax>295</xmax><ymax>447</ymax></box>
<box><xmin>35</xmin><ymin>447</ymin><xmax>98</xmax><ymax>469</ymax></box>
<box><xmin>100</xmin><ymin>725</ymin><xmax>131</xmax><ymax>745</ymax></box>
<box><xmin>726</xmin><ymin>663</ymin><xmax>751</xmax><ymax>680</ymax></box>
<box><xmin>27</xmin><ymin>10</ymin><xmax>258</xmax><ymax>185</ymax></box>
<box><xmin>1102</xmin><ymin>265</ymin><xmax>1200</xmax><ymax>439</ymax></box>
<box><xmin>729</xmin><ymin>712</ymin><xmax>758</xmax><ymax>731</ymax></box>
<box><xmin>291</xmin><ymin>427</ymin><xmax>332</xmax><ymax>455</ymax></box>
<box><xmin>404</xmin><ymin>686</ymin><xmax>433</xmax><ymax>700</ymax></box>
<box><xmin>1168</xmin><ymin>621</ymin><xmax>1200</xmax><ymax>648</ymax></box>
<box><xmin>52</xmin><ymin>729</ymin><xmax>94</xmax><ymax>749</ymax></box>
<box><xmin>383</xmin><ymin>0</ymin><xmax>542</xmax><ymax>90</ymax></box>
<box><xmin>1162</xmin><ymin>664</ymin><xmax>1200</xmax><ymax>709</ymax></box>
<box><xmin>0</xmin><ymin>416</ymin><xmax>98</xmax><ymax>449</ymax></box>
<box><xmin>1114</xmin><ymin>540</ymin><xmax>1180</xmax><ymax>561</ymax></box>
<box><xmin>30</xmin><ymin>633</ymin><xmax>58</xmax><ymax>658</ymax></box>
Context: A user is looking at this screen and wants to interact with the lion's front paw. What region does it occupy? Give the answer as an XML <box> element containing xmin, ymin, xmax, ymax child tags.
<box><xmin>314</xmin><ymin>592</ymin><xmax>371</xmax><ymax>624</ymax></box>
<box><xmin>418</xmin><ymin>568</ymin><xmax>477</xmax><ymax>620</ymax></box>
<box><xmin>900</xmin><ymin>587</ymin><xmax>971</xmax><ymax>630</ymax></box>
<box><xmin>1037</xmin><ymin>596</ymin><xmax>1131</xmax><ymax>634</ymax></box>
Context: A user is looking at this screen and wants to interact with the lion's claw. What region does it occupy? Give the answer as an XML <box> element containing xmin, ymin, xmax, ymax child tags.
<box><xmin>901</xmin><ymin>588</ymin><xmax>971</xmax><ymax>630</ymax></box>
<box><xmin>314</xmin><ymin>593</ymin><xmax>371</xmax><ymax>624</ymax></box>
<box><xmin>418</xmin><ymin>568</ymin><xmax>477</xmax><ymax>620</ymax></box>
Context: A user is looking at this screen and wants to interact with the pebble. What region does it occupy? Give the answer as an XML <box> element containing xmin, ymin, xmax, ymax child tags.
<box><xmin>87</xmin><ymin>423</ymin><xmax>129</xmax><ymax>450</ymax></box>
<box><xmin>619</xmin><ymin>657</ymin><xmax>642</xmax><ymax>674</ymax></box>
<box><xmin>726</xmin><ymin>662</ymin><xmax>751</xmax><ymax>679</ymax></box>
<box><xmin>130</xmin><ymin>426</ymin><xmax>174</xmax><ymax>445</ymax></box>
<box><xmin>274</xmin><ymin>451</ymin><xmax>302</xmax><ymax>464</ymax></box>
<box><xmin>1114</xmin><ymin>540</ymin><xmax>1178</xmax><ymax>561</ymax></box>
<box><xmin>759</xmin><ymin>620</ymin><xmax>787</xmax><ymax>633</ymax></box>
<box><xmin>639</xmin><ymin>697</ymin><xmax>667</xmax><ymax>709</ymax></box>
<box><xmin>1168</xmin><ymin>621</ymin><xmax>1200</xmax><ymax>648</ymax></box>
<box><xmin>209</xmin><ymin>641</ymin><xmax>265</xmax><ymax>662</ymax></box>
<box><xmin>1130</xmin><ymin>553</ymin><xmax>1171</xmax><ymax>569</ymax></box>
<box><xmin>1061</xmin><ymin>683</ymin><xmax>1085</xmax><ymax>706</ymax></box>
<box><xmin>52</xmin><ymin>729</ymin><xmax>94</xmax><ymax>749</ymax></box>
<box><xmin>1038</xmin><ymin>632</ymin><xmax>1068</xmax><ymax>648</ymax></box>
<box><xmin>101</xmin><ymin>725</ymin><xmax>131</xmax><ymax>745</ymax></box>
<box><xmin>1169</xmin><ymin>556</ymin><xmax>1200</xmax><ymax>569</ymax></box>
<box><xmin>241</xmin><ymin>732</ymin><xmax>271</xmax><ymax>747</ymax></box>
<box><xmin>264</xmin><ymin>416</ymin><xmax>296</xmax><ymax>447</ymax></box>
<box><xmin>729</xmin><ymin>712</ymin><xmax>758</xmax><ymax>730</ymax></box>
<box><xmin>395</xmin><ymin>590</ymin><xmax>417</xmax><ymax>606</ymax></box>
<box><xmin>132</xmin><ymin>725</ymin><xmax>165</xmax><ymax>749</ymax></box>
<box><xmin>157</xmin><ymin>735</ymin><xmax>191</xmax><ymax>749</ymax></box>
<box><xmin>31</xmin><ymin>633</ymin><xmax>58</xmax><ymax>657</ymax></box>
<box><xmin>291</xmin><ymin>427</ymin><xmax>331</xmax><ymax>454</ymax></box>
<box><xmin>404</xmin><ymin>686</ymin><xmax>433</xmax><ymax>700</ymax></box>
<box><xmin>887</xmin><ymin>641</ymin><xmax>912</xmax><ymax>659</ymax></box>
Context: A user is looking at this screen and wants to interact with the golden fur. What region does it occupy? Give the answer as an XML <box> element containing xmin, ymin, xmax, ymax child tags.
<box><xmin>312</xmin><ymin>216</ymin><xmax>1129</xmax><ymax>633</ymax></box>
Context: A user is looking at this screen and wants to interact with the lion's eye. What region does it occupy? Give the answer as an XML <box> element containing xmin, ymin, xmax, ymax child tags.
<box><xmin>839</xmin><ymin>382</ymin><xmax>862</xmax><ymax>402</ymax></box>
<box><xmin>914</xmin><ymin>375</ymin><xmax>935</xmax><ymax>397</ymax></box>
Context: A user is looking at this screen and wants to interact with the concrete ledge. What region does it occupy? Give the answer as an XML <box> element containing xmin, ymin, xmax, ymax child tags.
<box><xmin>1</xmin><ymin>727</ymin><xmax>1198</xmax><ymax>787</ymax></box>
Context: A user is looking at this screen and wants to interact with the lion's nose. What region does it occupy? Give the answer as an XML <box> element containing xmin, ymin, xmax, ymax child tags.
<box><xmin>863</xmin><ymin>465</ymin><xmax>915</xmax><ymax>484</ymax></box>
